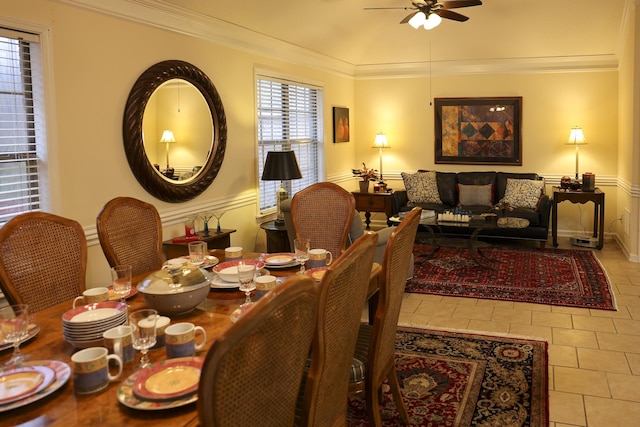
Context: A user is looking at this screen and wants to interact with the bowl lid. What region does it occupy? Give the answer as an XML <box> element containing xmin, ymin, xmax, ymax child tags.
<box><xmin>137</xmin><ymin>267</ymin><xmax>212</xmax><ymax>295</ymax></box>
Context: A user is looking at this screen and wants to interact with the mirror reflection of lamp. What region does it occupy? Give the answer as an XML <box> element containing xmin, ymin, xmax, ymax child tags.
<box><xmin>160</xmin><ymin>130</ymin><xmax>177</xmax><ymax>178</ymax></box>
<box><xmin>261</xmin><ymin>151</ymin><xmax>303</xmax><ymax>226</ymax></box>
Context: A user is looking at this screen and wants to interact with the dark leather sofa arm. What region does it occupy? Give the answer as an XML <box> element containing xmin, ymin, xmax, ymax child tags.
<box><xmin>391</xmin><ymin>190</ymin><xmax>408</xmax><ymax>216</ymax></box>
<box><xmin>538</xmin><ymin>194</ymin><xmax>551</xmax><ymax>228</ymax></box>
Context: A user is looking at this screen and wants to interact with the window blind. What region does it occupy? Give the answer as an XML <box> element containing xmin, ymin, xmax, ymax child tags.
<box><xmin>0</xmin><ymin>28</ymin><xmax>42</xmax><ymax>225</ymax></box>
<box><xmin>256</xmin><ymin>76</ymin><xmax>324</xmax><ymax>214</ymax></box>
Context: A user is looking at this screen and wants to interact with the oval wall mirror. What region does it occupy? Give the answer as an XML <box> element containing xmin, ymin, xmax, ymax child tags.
<box><xmin>123</xmin><ymin>60</ymin><xmax>227</xmax><ymax>202</ymax></box>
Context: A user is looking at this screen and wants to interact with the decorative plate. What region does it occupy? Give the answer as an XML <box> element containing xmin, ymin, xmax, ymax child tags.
<box><xmin>0</xmin><ymin>360</ymin><xmax>71</xmax><ymax>413</ymax></box>
<box><xmin>305</xmin><ymin>267</ymin><xmax>328</xmax><ymax>281</ymax></box>
<box><xmin>0</xmin><ymin>324</ymin><xmax>40</xmax><ymax>352</ymax></box>
<box><xmin>213</xmin><ymin>259</ymin><xmax>265</xmax><ymax>274</ymax></box>
<box><xmin>210</xmin><ymin>268</ymin><xmax>269</xmax><ymax>289</ymax></box>
<box><xmin>132</xmin><ymin>357</ymin><xmax>203</xmax><ymax>401</ymax></box>
<box><xmin>117</xmin><ymin>357</ymin><xmax>203</xmax><ymax>410</ymax></box>
<box><xmin>0</xmin><ymin>365</ymin><xmax>56</xmax><ymax>405</ymax></box>
<box><xmin>62</xmin><ymin>301</ymin><xmax>127</xmax><ymax>323</ymax></box>
<box><xmin>179</xmin><ymin>255</ymin><xmax>219</xmax><ymax>269</ymax></box>
<box><xmin>229</xmin><ymin>304</ymin><xmax>255</xmax><ymax>324</ymax></box>
<box><xmin>263</xmin><ymin>253</ymin><xmax>295</xmax><ymax>265</ymax></box>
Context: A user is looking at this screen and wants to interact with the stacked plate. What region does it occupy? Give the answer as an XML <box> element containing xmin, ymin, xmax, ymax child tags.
<box><xmin>262</xmin><ymin>253</ymin><xmax>301</xmax><ymax>269</ymax></box>
<box><xmin>62</xmin><ymin>301</ymin><xmax>127</xmax><ymax>349</ymax></box>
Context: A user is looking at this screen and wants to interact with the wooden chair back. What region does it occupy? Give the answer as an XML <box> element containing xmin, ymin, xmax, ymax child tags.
<box><xmin>350</xmin><ymin>207</ymin><xmax>422</xmax><ymax>424</ymax></box>
<box><xmin>198</xmin><ymin>275</ymin><xmax>319</xmax><ymax>427</ymax></box>
<box><xmin>291</xmin><ymin>182</ymin><xmax>355</xmax><ymax>257</ymax></box>
<box><xmin>299</xmin><ymin>231</ymin><xmax>378</xmax><ymax>427</ymax></box>
<box><xmin>96</xmin><ymin>197</ymin><xmax>162</xmax><ymax>277</ymax></box>
<box><xmin>0</xmin><ymin>212</ymin><xmax>87</xmax><ymax>313</ymax></box>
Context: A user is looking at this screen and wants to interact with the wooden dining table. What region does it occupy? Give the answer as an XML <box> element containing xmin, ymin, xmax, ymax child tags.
<box><xmin>0</xmin><ymin>249</ymin><xmax>380</xmax><ymax>426</ymax></box>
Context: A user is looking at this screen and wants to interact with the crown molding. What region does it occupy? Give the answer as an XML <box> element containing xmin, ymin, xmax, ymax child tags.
<box><xmin>59</xmin><ymin>0</ymin><xmax>621</xmax><ymax>80</ymax></box>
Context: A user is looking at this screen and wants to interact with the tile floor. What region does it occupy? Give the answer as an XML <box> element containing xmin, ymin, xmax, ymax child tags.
<box><xmin>396</xmin><ymin>237</ymin><xmax>640</xmax><ymax>426</ymax></box>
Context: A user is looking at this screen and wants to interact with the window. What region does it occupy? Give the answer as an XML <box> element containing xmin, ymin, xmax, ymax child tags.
<box><xmin>0</xmin><ymin>27</ymin><xmax>46</xmax><ymax>225</ymax></box>
<box><xmin>256</xmin><ymin>75</ymin><xmax>324</xmax><ymax>216</ymax></box>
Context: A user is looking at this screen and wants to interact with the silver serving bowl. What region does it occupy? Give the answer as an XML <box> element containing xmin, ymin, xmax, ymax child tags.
<box><xmin>136</xmin><ymin>266</ymin><xmax>212</xmax><ymax>315</ymax></box>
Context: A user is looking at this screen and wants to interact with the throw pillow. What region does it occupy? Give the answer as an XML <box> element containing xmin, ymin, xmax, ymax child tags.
<box><xmin>457</xmin><ymin>183</ymin><xmax>493</xmax><ymax>206</ymax></box>
<box><xmin>401</xmin><ymin>171</ymin><xmax>442</xmax><ymax>204</ymax></box>
<box><xmin>502</xmin><ymin>178</ymin><xmax>545</xmax><ymax>209</ymax></box>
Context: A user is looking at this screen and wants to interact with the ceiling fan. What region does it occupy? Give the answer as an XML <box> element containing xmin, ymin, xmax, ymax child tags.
<box><xmin>365</xmin><ymin>0</ymin><xmax>483</xmax><ymax>29</ymax></box>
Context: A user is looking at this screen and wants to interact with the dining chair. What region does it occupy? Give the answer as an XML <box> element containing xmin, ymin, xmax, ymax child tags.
<box><xmin>349</xmin><ymin>207</ymin><xmax>422</xmax><ymax>425</ymax></box>
<box><xmin>290</xmin><ymin>182</ymin><xmax>355</xmax><ymax>258</ymax></box>
<box><xmin>298</xmin><ymin>231</ymin><xmax>379</xmax><ymax>427</ymax></box>
<box><xmin>0</xmin><ymin>212</ymin><xmax>87</xmax><ymax>313</ymax></box>
<box><xmin>198</xmin><ymin>275</ymin><xmax>319</xmax><ymax>427</ymax></box>
<box><xmin>96</xmin><ymin>196</ymin><xmax>163</xmax><ymax>277</ymax></box>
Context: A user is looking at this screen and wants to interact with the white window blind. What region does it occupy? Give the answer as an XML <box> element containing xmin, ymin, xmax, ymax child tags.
<box><xmin>256</xmin><ymin>75</ymin><xmax>324</xmax><ymax>214</ymax></box>
<box><xmin>0</xmin><ymin>28</ymin><xmax>43</xmax><ymax>225</ymax></box>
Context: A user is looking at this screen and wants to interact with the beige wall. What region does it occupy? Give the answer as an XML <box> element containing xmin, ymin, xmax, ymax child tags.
<box><xmin>2</xmin><ymin>1</ymin><xmax>356</xmax><ymax>286</ymax></box>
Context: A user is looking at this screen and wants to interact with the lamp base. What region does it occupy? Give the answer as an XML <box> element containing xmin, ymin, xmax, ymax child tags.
<box><xmin>274</xmin><ymin>218</ymin><xmax>285</xmax><ymax>226</ymax></box>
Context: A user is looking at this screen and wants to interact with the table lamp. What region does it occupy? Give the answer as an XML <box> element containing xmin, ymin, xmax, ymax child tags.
<box><xmin>261</xmin><ymin>151</ymin><xmax>302</xmax><ymax>225</ymax></box>
<box><xmin>372</xmin><ymin>132</ymin><xmax>390</xmax><ymax>181</ymax></box>
<box><xmin>159</xmin><ymin>129</ymin><xmax>177</xmax><ymax>170</ymax></box>
<box><xmin>566</xmin><ymin>126</ymin><xmax>587</xmax><ymax>181</ymax></box>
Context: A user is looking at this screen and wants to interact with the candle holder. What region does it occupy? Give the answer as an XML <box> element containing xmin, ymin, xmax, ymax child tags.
<box><xmin>212</xmin><ymin>211</ymin><xmax>226</xmax><ymax>234</ymax></box>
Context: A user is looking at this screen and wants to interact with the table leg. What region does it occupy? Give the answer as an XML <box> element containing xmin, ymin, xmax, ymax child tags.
<box><xmin>364</xmin><ymin>212</ymin><xmax>372</xmax><ymax>230</ymax></box>
<box><xmin>469</xmin><ymin>229</ymin><xmax>501</xmax><ymax>271</ymax></box>
<box><xmin>414</xmin><ymin>225</ymin><xmax>441</xmax><ymax>263</ymax></box>
<box><xmin>597</xmin><ymin>197</ymin><xmax>605</xmax><ymax>250</ymax></box>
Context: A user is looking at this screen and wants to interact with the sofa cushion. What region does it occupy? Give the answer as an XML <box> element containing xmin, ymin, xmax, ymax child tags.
<box><xmin>401</xmin><ymin>171</ymin><xmax>442</xmax><ymax>204</ymax></box>
<box><xmin>502</xmin><ymin>178</ymin><xmax>545</xmax><ymax>209</ymax></box>
<box><xmin>457</xmin><ymin>183</ymin><xmax>493</xmax><ymax>207</ymax></box>
<box><xmin>496</xmin><ymin>172</ymin><xmax>541</xmax><ymax>200</ymax></box>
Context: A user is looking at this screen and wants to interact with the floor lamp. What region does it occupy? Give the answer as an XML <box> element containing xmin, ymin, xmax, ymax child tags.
<box><xmin>261</xmin><ymin>151</ymin><xmax>302</xmax><ymax>225</ymax></box>
<box><xmin>372</xmin><ymin>132</ymin><xmax>390</xmax><ymax>181</ymax></box>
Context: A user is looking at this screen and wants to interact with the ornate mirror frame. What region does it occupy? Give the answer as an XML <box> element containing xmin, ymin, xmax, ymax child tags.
<box><xmin>123</xmin><ymin>60</ymin><xmax>227</xmax><ymax>202</ymax></box>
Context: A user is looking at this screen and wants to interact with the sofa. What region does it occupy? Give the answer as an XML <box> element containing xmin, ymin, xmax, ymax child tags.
<box><xmin>392</xmin><ymin>171</ymin><xmax>551</xmax><ymax>247</ymax></box>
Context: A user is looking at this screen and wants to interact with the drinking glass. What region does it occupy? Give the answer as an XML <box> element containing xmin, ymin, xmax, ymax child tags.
<box><xmin>0</xmin><ymin>304</ymin><xmax>29</xmax><ymax>366</ymax></box>
<box><xmin>111</xmin><ymin>265</ymin><xmax>132</xmax><ymax>303</ymax></box>
<box><xmin>294</xmin><ymin>238</ymin><xmax>310</xmax><ymax>275</ymax></box>
<box><xmin>237</xmin><ymin>261</ymin><xmax>257</xmax><ymax>307</ymax></box>
<box><xmin>129</xmin><ymin>309</ymin><xmax>158</xmax><ymax>369</ymax></box>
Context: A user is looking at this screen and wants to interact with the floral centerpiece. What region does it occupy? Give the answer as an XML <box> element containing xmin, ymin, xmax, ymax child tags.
<box><xmin>352</xmin><ymin>163</ymin><xmax>379</xmax><ymax>193</ymax></box>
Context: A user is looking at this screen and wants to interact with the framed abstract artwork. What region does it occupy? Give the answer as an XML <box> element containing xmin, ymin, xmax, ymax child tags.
<box><xmin>332</xmin><ymin>106</ymin><xmax>349</xmax><ymax>143</ymax></box>
<box><xmin>434</xmin><ymin>97</ymin><xmax>522</xmax><ymax>165</ymax></box>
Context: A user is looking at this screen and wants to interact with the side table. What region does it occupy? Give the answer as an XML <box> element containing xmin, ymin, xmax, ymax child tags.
<box><xmin>352</xmin><ymin>191</ymin><xmax>393</xmax><ymax>230</ymax></box>
<box><xmin>260</xmin><ymin>220</ymin><xmax>291</xmax><ymax>253</ymax></box>
<box><xmin>162</xmin><ymin>229</ymin><xmax>237</xmax><ymax>259</ymax></box>
<box><xmin>552</xmin><ymin>187</ymin><xmax>604</xmax><ymax>250</ymax></box>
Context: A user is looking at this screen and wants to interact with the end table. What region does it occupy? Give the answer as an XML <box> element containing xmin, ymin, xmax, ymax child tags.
<box><xmin>552</xmin><ymin>187</ymin><xmax>604</xmax><ymax>250</ymax></box>
<box><xmin>260</xmin><ymin>220</ymin><xmax>291</xmax><ymax>253</ymax></box>
<box><xmin>352</xmin><ymin>191</ymin><xmax>393</xmax><ymax>230</ymax></box>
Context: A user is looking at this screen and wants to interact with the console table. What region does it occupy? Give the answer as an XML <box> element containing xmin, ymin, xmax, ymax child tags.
<box><xmin>552</xmin><ymin>187</ymin><xmax>604</xmax><ymax>250</ymax></box>
<box><xmin>162</xmin><ymin>229</ymin><xmax>236</xmax><ymax>259</ymax></box>
<box><xmin>352</xmin><ymin>191</ymin><xmax>393</xmax><ymax>230</ymax></box>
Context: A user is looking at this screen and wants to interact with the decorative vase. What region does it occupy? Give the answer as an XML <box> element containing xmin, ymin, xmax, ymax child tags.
<box><xmin>359</xmin><ymin>180</ymin><xmax>370</xmax><ymax>193</ymax></box>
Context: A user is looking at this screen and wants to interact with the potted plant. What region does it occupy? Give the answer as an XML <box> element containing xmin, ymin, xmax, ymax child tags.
<box><xmin>352</xmin><ymin>163</ymin><xmax>379</xmax><ymax>192</ymax></box>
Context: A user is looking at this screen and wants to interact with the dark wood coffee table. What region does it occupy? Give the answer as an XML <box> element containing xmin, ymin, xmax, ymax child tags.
<box><xmin>390</xmin><ymin>215</ymin><xmax>530</xmax><ymax>270</ymax></box>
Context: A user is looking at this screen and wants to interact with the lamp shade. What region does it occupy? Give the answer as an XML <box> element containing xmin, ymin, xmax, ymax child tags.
<box><xmin>372</xmin><ymin>133</ymin><xmax>390</xmax><ymax>149</ymax></box>
<box><xmin>408</xmin><ymin>12</ymin><xmax>427</xmax><ymax>29</ymax></box>
<box><xmin>261</xmin><ymin>151</ymin><xmax>302</xmax><ymax>181</ymax></box>
<box><xmin>567</xmin><ymin>127</ymin><xmax>587</xmax><ymax>145</ymax></box>
<box><xmin>160</xmin><ymin>130</ymin><xmax>176</xmax><ymax>143</ymax></box>
<box><xmin>424</xmin><ymin>13</ymin><xmax>442</xmax><ymax>30</ymax></box>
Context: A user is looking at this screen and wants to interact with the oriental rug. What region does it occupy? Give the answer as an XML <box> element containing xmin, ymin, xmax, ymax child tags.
<box><xmin>346</xmin><ymin>326</ymin><xmax>548</xmax><ymax>426</ymax></box>
<box><xmin>405</xmin><ymin>244</ymin><xmax>616</xmax><ymax>310</ymax></box>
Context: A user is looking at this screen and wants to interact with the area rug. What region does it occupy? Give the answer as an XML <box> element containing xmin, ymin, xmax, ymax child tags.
<box><xmin>347</xmin><ymin>326</ymin><xmax>548</xmax><ymax>426</ymax></box>
<box><xmin>406</xmin><ymin>244</ymin><xmax>616</xmax><ymax>310</ymax></box>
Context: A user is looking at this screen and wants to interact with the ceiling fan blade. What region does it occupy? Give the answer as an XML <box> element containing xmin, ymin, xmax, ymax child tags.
<box><xmin>363</xmin><ymin>7</ymin><xmax>411</xmax><ymax>10</ymax></box>
<box><xmin>436</xmin><ymin>9</ymin><xmax>469</xmax><ymax>22</ymax></box>
<box><xmin>440</xmin><ymin>0</ymin><xmax>482</xmax><ymax>9</ymax></box>
<box><xmin>400</xmin><ymin>11</ymin><xmax>419</xmax><ymax>24</ymax></box>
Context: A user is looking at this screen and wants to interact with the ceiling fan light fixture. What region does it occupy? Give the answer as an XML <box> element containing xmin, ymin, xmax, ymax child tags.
<box><xmin>423</xmin><ymin>13</ymin><xmax>442</xmax><ymax>30</ymax></box>
<box><xmin>408</xmin><ymin>11</ymin><xmax>427</xmax><ymax>29</ymax></box>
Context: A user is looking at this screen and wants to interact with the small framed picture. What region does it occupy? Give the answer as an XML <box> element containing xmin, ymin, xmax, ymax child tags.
<box><xmin>332</xmin><ymin>106</ymin><xmax>349</xmax><ymax>143</ymax></box>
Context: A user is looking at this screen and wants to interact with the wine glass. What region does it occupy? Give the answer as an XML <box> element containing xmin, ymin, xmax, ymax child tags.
<box><xmin>294</xmin><ymin>238</ymin><xmax>310</xmax><ymax>275</ymax></box>
<box><xmin>129</xmin><ymin>309</ymin><xmax>158</xmax><ymax>369</ymax></box>
<box><xmin>111</xmin><ymin>265</ymin><xmax>132</xmax><ymax>303</ymax></box>
<box><xmin>237</xmin><ymin>261</ymin><xmax>257</xmax><ymax>307</ymax></box>
<box><xmin>0</xmin><ymin>304</ymin><xmax>30</xmax><ymax>366</ymax></box>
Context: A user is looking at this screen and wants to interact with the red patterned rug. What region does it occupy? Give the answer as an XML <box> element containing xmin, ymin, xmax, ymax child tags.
<box><xmin>405</xmin><ymin>244</ymin><xmax>616</xmax><ymax>310</ymax></box>
<box><xmin>347</xmin><ymin>326</ymin><xmax>548</xmax><ymax>426</ymax></box>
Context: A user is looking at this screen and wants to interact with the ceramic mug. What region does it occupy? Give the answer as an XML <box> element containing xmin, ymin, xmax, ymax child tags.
<box><xmin>72</xmin><ymin>347</ymin><xmax>122</xmax><ymax>394</ymax></box>
<box><xmin>151</xmin><ymin>316</ymin><xmax>171</xmax><ymax>349</ymax></box>
<box><xmin>308</xmin><ymin>249</ymin><xmax>333</xmax><ymax>269</ymax></box>
<box><xmin>165</xmin><ymin>322</ymin><xmax>206</xmax><ymax>358</ymax></box>
<box><xmin>254</xmin><ymin>275</ymin><xmax>277</xmax><ymax>298</ymax></box>
<box><xmin>103</xmin><ymin>325</ymin><xmax>135</xmax><ymax>364</ymax></box>
<box><xmin>225</xmin><ymin>246</ymin><xmax>243</xmax><ymax>261</ymax></box>
<box><xmin>72</xmin><ymin>287</ymin><xmax>109</xmax><ymax>308</ymax></box>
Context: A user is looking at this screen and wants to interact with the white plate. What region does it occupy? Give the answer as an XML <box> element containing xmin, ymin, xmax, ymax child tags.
<box><xmin>210</xmin><ymin>268</ymin><xmax>269</xmax><ymax>289</ymax></box>
<box><xmin>263</xmin><ymin>253</ymin><xmax>295</xmax><ymax>266</ymax></box>
<box><xmin>0</xmin><ymin>360</ymin><xmax>71</xmax><ymax>413</ymax></box>
<box><xmin>0</xmin><ymin>365</ymin><xmax>56</xmax><ymax>405</ymax></box>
